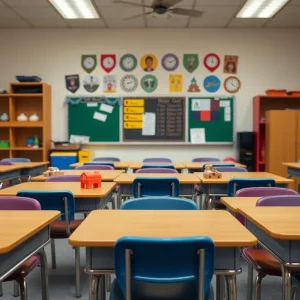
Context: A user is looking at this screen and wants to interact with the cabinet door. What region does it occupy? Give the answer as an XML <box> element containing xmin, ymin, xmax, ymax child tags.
<box><xmin>265</xmin><ymin>110</ymin><xmax>297</xmax><ymax>180</ymax></box>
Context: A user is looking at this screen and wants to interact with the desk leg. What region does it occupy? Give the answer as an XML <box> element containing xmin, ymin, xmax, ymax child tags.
<box><xmin>216</xmin><ymin>275</ymin><xmax>226</xmax><ymax>300</ymax></box>
<box><xmin>89</xmin><ymin>275</ymin><xmax>98</xmax><ymax>300</ymax></box>
<box><xmin>117</xmin><ymin>189</ymin><xmax>121</xmax><ymax>209</ymax></box>
<box><xmin>281</xmin><ymin>265</ymin><xmax>292</xmax><ymax>300</ymax></box>
<box><xmin>98</xmin><ymin>275</ymin><xmax>106</xmax><ymax>300</ymax></box>
<box><xmin>226</xmin><ymin>275</ymin><xmax>237</xmax><ymax>300</ymax></box>
<box><xmin>39</xmin><ymin>248</ymin><xmax>49</xmax><ymax>300</ymax></box>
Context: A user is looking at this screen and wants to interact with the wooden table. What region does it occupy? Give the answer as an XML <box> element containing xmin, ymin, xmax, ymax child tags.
<box><xmin>221</xmin><ymin>197</ymin><xmax>260</xmax><ymax>212</ymax></box>
<box><xmin>70</xmin><ymin>161</ymin><xmax>132</xmax><ymax>170</ymax></box>
<box><xmin>69</xmin><ymin>210</ymin><xmax>256</xmax><ymax>300</ymax></box>
<box><xmin>129</xmin><ymin>162</ymin><xmax>186</xmax><ymax>172</ymax></box>
<box><xmin>0</xmin><ymin>210</ymin><xmax>60</xmax><ymax>300</ymax></box>
<box><xmin>183</xmin><ymin>161</ymin><xmax>247</xmax><ymax>172</ymax></box>
<box><xmin>195</xmin><ymin>172</ymin><xmax>293</xmax><ymax>210</ymax></box>
<box><xmin>0</xmin><ymin>182</ymin><xmax>116</xmax><ymax>212</ymax></box>
<box><xmin>238</xmin><ymin>207</ymin><xmax>300</xmax><ymax>300</ymax></box>
<box><xmin>31</xmin><ymin>170</ymin><xmax>124</xmax><ymax>182</ymax></box>
<box><xmin>114</xmin><ymin>173</ymin><xmax>200</xmax><ymax>207</ymax></box>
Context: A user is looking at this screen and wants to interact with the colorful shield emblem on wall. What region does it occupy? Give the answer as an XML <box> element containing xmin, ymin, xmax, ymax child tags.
<box><xmin>100</xmin><ymin>54</ymin><xmax>116</xmax><ymax>73</ymax></box>
<box><xmin>65</xmin><ymin>74</ymin><xmax>80</xmax><ymax>93</ymax></box>
<box><xmin>183</xmin><ymin>54</ymin><xmax>199</xmax><ymax>73</ymax></box>
<box><xmin>81</xmin><ymin>55</ymin><xmax>97</xmax><ymax>73</ymax></box>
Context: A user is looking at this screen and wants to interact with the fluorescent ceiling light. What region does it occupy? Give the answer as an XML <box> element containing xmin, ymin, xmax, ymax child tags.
<box><xmin>236</xmin><ymin>0</ymin><xmax>289</xmax><ymax>18</ymax></box>
<box><xmin>49</xmin><ymin>0</ymin><xmax>99</xmax><ymax>19</ymax></box>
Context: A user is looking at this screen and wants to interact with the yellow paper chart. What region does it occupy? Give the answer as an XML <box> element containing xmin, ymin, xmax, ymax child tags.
<box><xmin>124</xmin><ymin>122</ymin><xmax>143</xmax><ymax>129</ymax></box>
<box><xmin>124</xmin><ymin>107</ymin><xmax>145</xmax><ymax>114</ymax></box>
<box><xmin>124</xmin><ymin>99</ymin><xmax>145</xmax><ymax>106</ymax></box>
<box><xmin>124</xmin><ymin>114</ymin><xmax>143</xmax><ymax>121</ymax></box>
<box><xmin>169</xmin><ymin>74</ymin><xmax>183</xmax><ymax>93</ymax></box>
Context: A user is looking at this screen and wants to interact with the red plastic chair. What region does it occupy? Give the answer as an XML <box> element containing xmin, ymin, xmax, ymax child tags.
<box><xmin>223</xmin><ymin>156</ymin><xmax>237</xmax><ymax>163</ymax></box>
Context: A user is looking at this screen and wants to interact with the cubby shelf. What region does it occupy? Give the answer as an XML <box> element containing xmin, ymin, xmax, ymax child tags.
<box><xmin>0</xmin><ymin>122</ymin><xmax>43</xmax><ymax>127</ymax></box>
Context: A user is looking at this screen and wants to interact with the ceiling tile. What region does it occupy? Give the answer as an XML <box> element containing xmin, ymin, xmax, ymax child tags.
<box><xmin>100</xmin><ymin>4</ymin><xmax>143</xmax><ymax>22</ymax></box>
<box><xmin>173</xmin><ymin>0</ymin><xmax>195</xmax><ymax>6</ymax></box>
<box><xmin>0</xmin><ymin>15</ymin><xmax>30</xmax><ymax>27</ymax></box>
<box><xmin>197</xmin><ymin>0</ymin><xmax>246</xmax><ymax>5</ymax></box>
<box><xmin>189</xmin><ymin>17</ymin><xmax>229</xmax><ymax>27</ymax></box>
<box><xmin>147</xmin><ymin>14</ymin><xmax>188</xmax><ymax>27</ymax></box>
<box><xmin>67</xmin><ymin>19</ymin><xmax>106</xmax><ymax>28</ymax></box>
<box><xmin>106</xmin><ymin>18</ymin><xmax>144</xmax><ymax>27</ymax></box>
<box><xmin>0</xmin><ymin>1</ymin><xmax>6</xmax><ymax>7</ymax></box>
<box><xmin>228</xmin><ymin>18</ymin><xmax>267</xmax><ymax>28</ymax></box>
<box><xmin>0</xmin><ymin>7</ymin><xmax>20</xmax><ymax>18</ymax></box>
<box><xmin>290</xmin><ymin>0</ymin><xmax>300</xmax><ymax>5</ymax></box>
<box><xmin>2</xmin><ymin>0</ymin><xmax>49</xmax><ymax>7</ymax></box>
<box><xmin>266</xmin><ymin>5</ymin><xmax>300</xmax><ymax>27</ymax></box>
<box><xmin>28</xmin><ymin>18</ymin><xmax>68</xmax><ymax>27</ymax></box>
<box><xmin>12</xmin><ymin>7</ymin><xmax>61</xmax><ymax>19</ymax></box>
<box><xmin>195</xmin><ymin>5</ymin><xmax>238</xmax><ymax>19</ymax></box>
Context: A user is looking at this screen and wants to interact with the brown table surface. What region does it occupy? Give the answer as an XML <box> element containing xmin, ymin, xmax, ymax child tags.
<box><xmin>70</xmin><ymin>161</ymin><xmax>132</xmax><ymax>169</ymax></box>
<box><xmin>183</xmin><ymin>162</ymin><xmax>247</xmax><ymax>169</ymax></box>
<box><xmin>0</xmin><ymin>162</ymin><xmax>49</xmax><ymax>173</ymax></box>
<box><xmin>114</xmin><ymin>173</ymin><xmax>200</xmax><ymax>184</ymax></box>
<box><xmin>282</xmin><ymin>162</ymin><xmax>300</xmax><ymax>169</ymax></box>
<box><xmin>31</xmin><ymin>170</ymin><xmax>124</xmax><ymax>182</ymax></box>
<box><xmin>238</xmin><ymin>207</ymin><xmax>300</xmax><ymax>240</ymax></box>
<box><xmin>129</xmin><ymin>162</ymin><xmax>186</xmax><ymax>170</ymax></box>
<box><xmin>221</xmin><ymin>197</ymin><xmax>261</xmax><ymax>212</ymax></box>
<box><xmin>0</xmin><ymin>211</ymin><xmax>60</xmax><ymax>254</ymax></box>
<box><xmin>0</xmin><ymin>182</ymin><xmax>116</xmax><ymax>198</ymax></box>
<box><xmin>69</xmin><ymin>210</ymin><xmax>257</xmax><ymax>247</ymax></box>
<box><xmin>195</xmin><ymin>172</ymin><xmax>293</xmax><ymax>184</ymax></box>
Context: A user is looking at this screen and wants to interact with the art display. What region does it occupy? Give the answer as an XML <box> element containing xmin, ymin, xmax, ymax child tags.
<box><xmin>65</xmin><ymin>74</ymin><xmax>80</xmax><ymax>93</ymax></box>
<box><xmin>103</xmin><ymin>75</ymin><xmax>117</xmax><ymax>93</ymax></box>
<box><xmin>169</xmin><ymin>74</ymin><xmax>183</xmax><ymax>93</ymax></box>
<box><xmin>183</xmin><ymin>54</ymin><xmax>199</xmax><ymax>73</ymax></box>
<box><xmin>119</xmin><ymin>54</ymin><xmax>138</xmax><ymax>72</ymax></box>
<box><xmin>161</xmin><ymin>53</ymin><xmax>179</xmax><ymax>71</ymax></box>
<box><xmin>81</xmin><ymin>55</ymin><xmax>97</xmax><ymax>73</ymax></box>
<box><xmin>191</xmin><ymin>98</ymin><xmax>220</xmax><ymax>122</ymax></box>
<box><xmin>203</xmin><ymin>75</ymin><xmax>221</xmax><ymax>93</ymax></box>
<box><xmin>83</xmin><ymin>74</ymin><xmax>100</xmax><ymax>93</ymax></box>
<box><xmin>203</xmin><ymin>53</ymin><xmax>220</xmax><ymax>72</ymax></box>
<box><xmin>187</xmin><ymin>77</ymin><xmax>201</xmax><ymax>93</ymax></box>
<box><xmin>100</xmin><ymin>54</ymin><xmax>116</xmax><ymax>73</ymax></box>
<box><xmin>224</xmin><ymin>55</ymin><xmax>238</xmax><ymax>74</ymax></box>
<box><xmin>141</xmin><ymin>74</ymin><xmax>158</xmax><ymax>93</ymax></box>
<box><xmin>140</xmin><ymin>54</ymin><xmax>158</xmax><ymax>72</ymax></box>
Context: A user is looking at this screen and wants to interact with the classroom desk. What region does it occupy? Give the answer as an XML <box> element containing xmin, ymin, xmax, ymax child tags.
<box><xmin>195</xmin><ymin>172</ymin><xmax>293</xmax><ymax>210</ymax></box>
<box><xmin>282</xmin><ymin>162</ymin><xmax>300</xmax><ymax>178</ymax></box>
<box><xmin>31</xmin><ymin>170</ymin><xmax>124</xmax><ymax>182</ymax></box>
<box><xmin>221</xmin><ymin>197</ymin><xmax>260</xmax><ymax>212</ymax></box>
<box><xmin>70</xmin><ymin>161</ymin><xmax>132</xmax><ymax>170</ymax></box>
<box><xmin>183</xmin><ymin>161</ymin><xmax>247</xmax><ymax>172</ymax></box>
<box><xmin>0</xmin><ymin>182</ymin><xmax>116</xmax><ymax>212</ymax></box>
<box><xmin>0</xmin><ymin>210</ymin><xmax>60</xmax><ymax>300</ymax></box>
<box><xmin>237</xmin><ymin>207</ymin><xmax>300</xmax><ymax>300</ymax></box>
<box><xmin>128</xmin><ymin>162</ymin><xmax>186</xmax><ymax>173</ymax></box>
<box><xmin>114</xmin><ymin>173</ymin><xmax>200</xmax><ymax>207</ymax></box>
<box><xmin>69</xmin><ymin>210</ymin><xmax>257</xmax><ymax>300</ymax></box>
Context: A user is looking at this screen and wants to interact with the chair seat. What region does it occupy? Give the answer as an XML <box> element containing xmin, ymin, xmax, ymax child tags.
<box><xmin>51</xmin><ymin>219</ymin><xmax>83</xmax><ymax>238</ymax></box>
<box><xmin>110</xmin><ymin>279</ymin><xmax>214</xmax><ymax>300</ymax></box>
<box><xmin>4</xmin><ymin>254</ymin><xmax>40</xmax><ymax>281</ymax></box>
<box><xmin>242</xmin><ymin>248</ymin><xmax>281</xmax><ymax>276</ymax></box>
<box><xmin>194</xmin><ymin>184</ymin><xmax>201</xmax><ymax>193</ymax></box>
<box><xmin>114</xmin><ymin>185</ymin><xmax>120</xmax><ymax>193</ymax></box>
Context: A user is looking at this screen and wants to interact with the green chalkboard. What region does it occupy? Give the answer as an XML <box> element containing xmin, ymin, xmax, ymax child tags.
<box><xmin>68</xmin><ymin>97</ymin><xmax>120</xmax><ymax>142</ymax></box>
<box><xmin>188</xmin><ymin>97</ymin><xmax>234</xmax><ymax>143</ymax></box>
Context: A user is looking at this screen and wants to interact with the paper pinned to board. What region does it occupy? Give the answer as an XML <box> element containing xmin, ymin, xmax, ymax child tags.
<box><xmin>93</xmin><ymin>111</ymin><xmax>107</xmax><ymax>122</ymax></box>
<box><xmin>224</xmin><ymin>107</ymin><xmax>231</xmax><ymax>122</ymax></box>
<box><xmin>190</xmin><ymin>128</ymin><xmax>205</xmax><ymax>144</ymax></box>
<box><xmin>99</xmin><ymin>103</ymin><xmax>114</xmax><ymax>113</ymax></box>
<box><xmin>142</xmin><ymin>112</ymin><xmax>156</xmax><ymax>136</ymax></box>
<box><xmin>87</xmin><ymin>102</ymin><xmax>98</xmax><ymax>107</ymax></box>
<box><xmin>70</xmin><ymin>134</ymin><xmax>90</xmax><ymax>143</ymax></box>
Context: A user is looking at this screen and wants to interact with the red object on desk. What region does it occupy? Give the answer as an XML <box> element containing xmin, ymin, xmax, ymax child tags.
<box><xmin>80</xmin><ymin>172</ymin><xmax>102</xmax><ymax>189</ymax></box>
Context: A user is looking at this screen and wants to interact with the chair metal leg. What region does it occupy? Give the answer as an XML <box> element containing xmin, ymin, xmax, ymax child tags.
<box><xmin>216</xmin><ymin>275</ymin><xmax>226</xmax><ymax>300</ymax></box>
<box><xmin>281</xmin><ymin>265</ymin><xmax>292</xmax><ymax>300</ymax></box>
<box><xmin>0</xmin><ymin>282</ymin><xmax>3</xmax><ymax>296</ymax></box>
<box><xmin>89</xmin><ymin>275</ymin><xmax>99</xmax><ymax>300</ymax></box>
<box><xmin>50</xmin><ymin>239</ymin><xmax>56</xmax><ymax>269</ymax></box>
<box><xmin>39</xmin><ymin>248</ymin><xmax>49</xmax><ymax>300</ymax></box>
<box><xmin>226</xmin><ymin>275</ymin><xmax>237</xmax><ymax>300</ymax></box>
<box><xmin>75</xmin><ymin>247</ymin><xmax>81</xmax><ymax>298</ymax></box>
<box><xmin>17</xmin><ymin>279</ymin><xmax>27</xmax><ymax>300</ymax></box>
<box><xmin>247</xmin><ymin>264</ymin><xmax>254</xmax><ymax>300</ymax></box>
<box><xmin>105</xmin><ymin>274</ymin><xmax>111</xmax><ymax>292</ymax></box>
<box><xmin>292</xmin><ymin>288</ymin><xmax>296</xmax><ymax>300</ymax></box>
<box><xmin>254</xmin><ymin>273</ymin><xmax>265</xmax><ymax>300</ymax></box>
<box><xmin>111</xmin><ymin>195</ymin><xmax>116</xmax><ymax>210</ymax></box>
<box><xmin>13</xmin><ymin>280</ymin><xmax>19</xmax><ymax>297</ymax></box>
<box><xmin>98</xmin><ymin>275</ymin><xmax>106</xmax><ymax>300</ymax></box>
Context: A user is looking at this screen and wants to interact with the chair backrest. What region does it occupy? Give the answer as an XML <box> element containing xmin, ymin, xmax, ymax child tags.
<box><xmin>133</xmin><ymin>177</ymin><xmax>180</xmax><ymax>198</ymax></box>
<box><xmin>121</xmin><ymin>197</ymin><xmax>198</xmax><ymax>210</ymax></box>
<box><xmin>0</xmin><ymin>161</ymin><xmax>14</xmax><ymax>165</ymax></box>
<box><xmin>223</xmin><ymin>157</ymin><xmax>237</xmax><ymax>163</ymax></box>
<box><xmin>84</xmin><ymin>161</ymin><xmax>115</xmax><ymax>168</ymax></box>
<box><xmin>143</xmin><ymin>158</ymin><xmax>172</xmax><ymax>163</ymax></box>
<box><xmin>227</xmin><ymin>178</ymin><xmax>275</xmax><ymax>197</ymax></box>
<box><xmin>115</xmin><ymin>236</ymin><xmax>215</xmax><ymax>300</ymax></box>
<box><xmin>201</xmin><ymin>163</ymin><xmax>235</xmax><ymax>171</ymax></box>
<box><xmin>0</xmin><ymin>196</ymin><xmax>41</xmax><ymax>210</ymax></box>
<box><xmin>257</xmin><ymin>195</ymin><xmax>300</xmax><ymax>206</ymax></box>
<box><xmin>215</xmin><ymin>167</ymin><xmax>247</xmax><ymax>172</ymax></box>
<box><xmin>1</xmin><ymin>158</ymin><xmax>30</xmax><ymax>163</ymax></box>
<box><xmin>136</xmin><ymin>168</ymin><xmax>178</xmax><ymax>174</ymax></box>
<box><xmin>16</xmin><ymin>190</ymin><xmax>75</xmax><ymax>226</ymax></box>
<box><xmin>192</xmin><ymin>157</ymin><xmax>220</xmax><ymax>162</ymax></box>
<box><xmin>141</xmin><ymin>164</ymin><xmax>175</xmax><ymax>169</ymax></box>
<box><xmin>75</xmin><ymin>165</ymin><xmax>114</xmax><ymax>170</ymax></box>
<box><xmin>46</xmin><ymin>175</ymin><xmax>81</xmax><ymax>182</ymax></box>
<box><xmin>93</xmin><ymin>157</ymin><xmax>120</xmax><ymax>162</ymax></box>
<box><xmin>236</xmin><ymin>187</ymin><xmax>298</xmax><ymax>197</ymax></box>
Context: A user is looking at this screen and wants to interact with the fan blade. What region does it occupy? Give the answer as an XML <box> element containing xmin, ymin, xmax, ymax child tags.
<box><xmin>170</xmin><ymin>7</ymin><xmax>203</xmax><ymax>17</ymax></box>
<box><xmin>124</xmin><ymin>11</ymin><xmax>152</xmax><ymax>20</ymax></box>
<box><xmin>113</xmin><ymin>0</ymin><xmax>152</xmax><ymax>8</ymax></box>
<box><xmin>163</xmin><ymin>0</ymin><xmax>183</xmax><ymax>8</ymax></box>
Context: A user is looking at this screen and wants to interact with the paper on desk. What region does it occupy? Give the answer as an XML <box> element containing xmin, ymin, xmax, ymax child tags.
<box><xmin>190</xmin><ymin>128</ymin><xmax>205</xmax><ymax>144</ymax></box>
<box><xmin>93</xmin><ymin>111</ymin><xmax>107</xmax><ymax>122</ymax></box>
<box><xmin>100</xmin><ymin>103</ymin><xmax>114</xmax><ymax>113</ymax></box>
<box><xmin>142</xmin><ymin>112</ymin><xmax>156</xmax><ymax>136</ymax></box>
<box><xmin>70</xmin><ymin>135</ymin><xmax>90</xmax><ymax>143</ymax></box>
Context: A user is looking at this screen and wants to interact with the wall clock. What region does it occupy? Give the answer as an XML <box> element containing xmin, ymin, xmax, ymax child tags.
<box><xmin>161</xmin><ymin>53</ymin><xmax>179</xmax><ymax>71</ymax></box>
<box><xmin>224</xmin><ymin>76</ymin><xmax>241</xmax><ymax>94</ymax></box>
<box><xmin>100</xmin><ymin>54</ymin><xmax>116</xmax><ymax>73</ymax></box>
<box><xmin>82</xmin><ymin>55</ymin><xmax>97</xmax><ymax>73</ymax></box>
<box><xmin>141</xmin><ymin>74</ymin><xmax>158</xmax><ymax>93</ymax></box>
<box><xmin>203</xmin><ymin>75</ymin><xmax>221</xmax><ymax>93</ymax></box>
<box><xmin>121</xmin><ymin>74</ymin><xmax>138</xmax><ymax>93</ymax></box>
<box><xmin>204</xmin><ymin>53</ymin><xmax>220</xmax><ymax>72</ymax></box>
<box><xmin>120</xmin><ymin>54</ymin><xmax>137</xmax><ymax>72</ymax></box>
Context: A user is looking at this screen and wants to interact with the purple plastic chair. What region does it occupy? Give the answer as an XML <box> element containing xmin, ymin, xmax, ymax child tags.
<box><xmin>1</xmin><ymin>158</ymin><xmax>30</xmax><ymax>163</ymax></box>
<box><xmin>75</xmin><ymin>165</ymin><xmax>114</xmax><ymax>170</ymax></box>
<box><xmin>192</xmin><ymin>157</ymin><xmax>220</xmax><ymax>162</ymax></box>
<box><xmin>0</xmin><ymin>196</ymin><xmax>43</xmax><ymax>300</ymax></box>
<box><xmin>136</xmin><ymin>168</ymin><xmax>178</xmax><ymax>173</ymax></box>
<box><xmin>242</xmin><ymin>194</ymin><xmax>300</xmax><ymax>300</ymax></box>
<box><xmin>215</xmin><ymin>167</ymin><xmax>247</xmax><ymax>172</ymax></box>
<box><xmin>143</xmin><ymin>158</ymin><xmax>172</xmax><ymax>163</ymax></box>
<box><xmin>93</xmin><ymin>157</ymin><xmax>120</xmax><ymax>162</ymax></box>
<box><xmin>46</xmin><ymin>175</ymin><xmax>80</xmax><ymax>182</ymax></box>
<box><xmin>0</xmin><ymin>161</ymin><xmax>14</xmax><ymax>165</ymax></box>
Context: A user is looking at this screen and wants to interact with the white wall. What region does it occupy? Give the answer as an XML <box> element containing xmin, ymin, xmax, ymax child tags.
<box><xmin>0</xmin><ymin>28</ymin><xmax>299</xmax><ymax>161</ymax></box>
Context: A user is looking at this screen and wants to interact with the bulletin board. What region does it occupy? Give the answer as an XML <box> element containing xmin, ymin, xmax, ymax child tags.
<box><xmin>68</xmin><ymin>97</ymin><xmax>120</xmax><ymax>142</ymax></box>
<box><xmin>188</xmin><ymin>97</ymin><xmax>234</xmax><ymax>143</ymax></box>
<box><xmin>123</xmin><ymin>97</ymin><xmax>185</xmax><ymax>142</ymax></box>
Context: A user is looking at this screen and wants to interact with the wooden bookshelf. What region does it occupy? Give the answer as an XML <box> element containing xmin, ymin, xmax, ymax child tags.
<box><xmin>0</xmin><ymin>83</ymin><xmax>51</xmax><ymax>161</ymax></box>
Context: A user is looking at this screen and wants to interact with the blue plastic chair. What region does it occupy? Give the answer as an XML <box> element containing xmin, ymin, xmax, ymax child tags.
<box><xmin>93</xmin><ymin>157</ymin><xmax>120</xmax><ymax>162</ymax></box>
<box><xmin>201</xmin><ymin>163</ymin><xmax>235</xmax><ymax>172</ymax></box>
<box><xmin>192</xmin><ymin>157</ymin><xmax>220</xmax><ymax>162</ymax></box>
<box><xmin>110</xmin><ymin>236</ymin><xmax>215</xmax><ymax>300</ymax></box>
<box><xmin>1</xmin><ymin>158</ymin><xmax>30</xmax><ymax>163</ymax></box>
<box><xmin>142</xmin><ymin>164</ymin><xmax>175</xmax><ymax>169</ymax></box>
<box><xmin>227</xmin><ymin>178</ymin><xmax>275</xmax><ymax>197</ymax></box>
<box><xmin>133</xmin><ymin>177</ymin><xmax>180</xmax><ymax>198</ymax></box>
<box><xmin>84</xmin><ymin>161</ymin><xmax>115</xmax><ymax>168</ymax></box>
<box><xmin>121</xmin><ymin>197</ymin><xmax>198</xmax><ymax>210</ymax></box>
<box><xmin>143</xmin><ymin>158</ymin><xmax>172</xmax><ymax>162</ymax></box>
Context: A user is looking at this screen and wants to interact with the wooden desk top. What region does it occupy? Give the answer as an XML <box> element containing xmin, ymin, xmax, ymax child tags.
<box><xmin>282</xmin><ymin>162</ymin><xmax>300</xmax><ymax>169</ymax></box>
<box><xmin>238</xmin><ymin>207</ymin><xmax>300</xmax><ymax>240</ymax></box>
<box><xmin>129</xmin><ymin>162</ymin><xmax>186</xmax><ymax>170</ymax></box>
<box><xmin>0</xmin><ymin>182</ymin><xmax>116</xmax><ymax>198</ymax></box>
<box><xmin>0</xmin><ymin>211</ymin><xmax>60</xmax><ymax>254</ymax></box>
<box><xmin>221</xmin><ymin>197</ymin><xmax>260</xmax><ymax>212</ymax></box>
<box><xmin>195</xmin><ymin>172</ymin><xmax>293</xmax><ymax>184</ymax></box>
<box><xmin>69</xmin><ymin>210</ymin><xmax>257</xmax><ymax>247</ymax></box>
<box><xmin>0</xmin><ymin>162</ymin><xmax>49</xmax><ymax>173</ymax></box>
<box><xmin>31</xmin><ymin>170</ymin><xmax>124</xmax><ymax>182</ymax></box>
<box><xmin>183</xmin><ymin>162</ymin><xmax>247</xmax><ymax>169</ymax></box>
<box><xmin>114</xmin><ymin>173</ymin><xmax>200</xmax><ymax>184</ymax></box>
<box><xmin>70</xmin><ymin>161</ymin><xmax>132</xmax><ymax>169</ymax></box>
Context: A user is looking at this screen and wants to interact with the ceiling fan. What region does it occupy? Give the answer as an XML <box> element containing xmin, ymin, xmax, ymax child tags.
<box><xmin>113</xmin><ymin>0</ymin><xmax>203</xmax><ymax>20</ymax></box>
